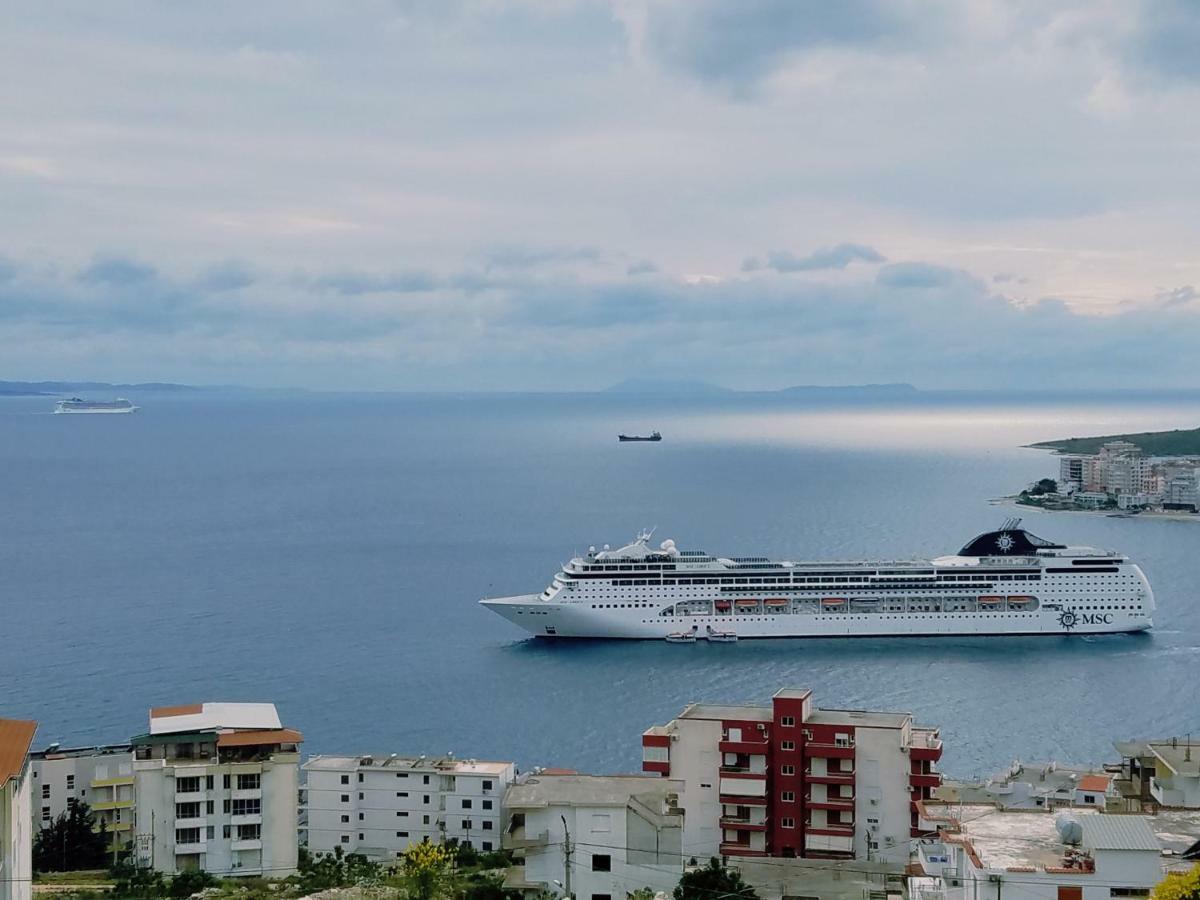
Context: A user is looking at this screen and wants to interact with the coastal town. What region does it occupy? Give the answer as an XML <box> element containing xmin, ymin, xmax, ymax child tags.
<box><xmin>4</xmin><ymin>691</ymin><xmax>1199</xmax><ymax>900</ymax></box>
<box><xmin>1017</xmin><ymin>440</ymin><xmax>1200</xmax><ymax>515</ymax></box>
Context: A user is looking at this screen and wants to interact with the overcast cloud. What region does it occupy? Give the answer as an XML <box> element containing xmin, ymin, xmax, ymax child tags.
<box><xmin>1</xmin><ymin>0</ymin><xmax>1198</xmax><ymax>389</ymax></box>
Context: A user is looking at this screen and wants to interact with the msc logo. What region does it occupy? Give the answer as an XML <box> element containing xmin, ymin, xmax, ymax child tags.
<box><xmin>1059</xmin><ymin>611</ymin><xmax>1114</xmax><ymax>630</ymax></box>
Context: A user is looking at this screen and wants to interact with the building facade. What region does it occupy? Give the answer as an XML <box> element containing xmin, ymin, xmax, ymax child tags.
<box><xmin>641</xmin><ymin>688</ymin><xmax>942</xmax><ymax>862</ymax></box>
<box><xmin>302</xmin><ymin>755</ymin><xmax>515</xmax><ymax>860</ymax></box>
<box><xmin>131</xmin><ymin>702</ymin><xmax>301</xmax><ymax>878</ymax></box>
<box><xmin>1</xmin><ymin>719</ymin><xmax>38</xmax><ymax>900</ymax></box>
<box><xmin>502</xmin><ymin>773</ymin><xmax>684</xmax><ymax>900</ymax></box>
<box><xmin>28</xmin><ymin>744</ymin><xmax>134</xmax><ymax>859</ymax></box>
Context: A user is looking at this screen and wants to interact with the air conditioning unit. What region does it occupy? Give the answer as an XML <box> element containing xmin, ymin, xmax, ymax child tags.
<box><xmin>757</xmin><ymin>723</ymin><xmax>767</xmax><ymax>731</ymax></box>
<box><xmin>884</xmin><ymin>837</ymin><xmax>896</xmax><ymax>847</ymax></box>
<box><xmin>870</xmin><ymin>798</ymin><xmax>879</xmax><ymax>805</ymax></box>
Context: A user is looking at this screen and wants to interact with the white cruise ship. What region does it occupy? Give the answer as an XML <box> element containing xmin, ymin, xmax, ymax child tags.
<box><xmin>480</xmin><ymin>520</ymin><xmax>1154</xmax><ymax>640</ymax></box>
<box><xmin>54</xmin><ymin>397</ymin><xmax>137</xmax><ymax>414</ymax></box>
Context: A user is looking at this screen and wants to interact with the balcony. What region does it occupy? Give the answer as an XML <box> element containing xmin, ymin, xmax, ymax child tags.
<box><xmin>719</xmin><ymin>817</ymin><xmax>768</xmax><ymax>831</ymax></box>
<box><xmin>719</xmin><ymin>765</ymin><xmax>767</xmax><ymax>776</ymax></box>
<box><xmin>719</xmin><ymin>794</ymin><xmax>767</xmax><ymax>806</ymax></box>
<box><xmin>231</xmin><ymin>814</ymin><xmax>263</xmax><ymax>827</ymax></box>
<box><xmin>232</xmin><ymin>788</ymin><xmax>263</xmax><ymax>801</ymax></box>
<box><xmin>231</xmin><ymin>839</ymin><xmax>263</xmax><ymax>851</ymax></box>
<box><xmin>806</xmin><ymin>742</ymin><xmax>855</xmax><ymax>759</ymax></box>
<box><xmin>174</xmin><ymin>816</ymin><xmax>204</xmax><ymax>829</ymax></box>
<box><xmin>91</xmin><ymin>800</ymin><xmax>134</xmax><ymax>812</ymax></box>
<box><xmin>804</xmin><ymin>823</ymin><xmax>854</xmax><ymax>837</ymax></box>
<box><xmin>910</xmin><ymin>773</ymin><xmax>942</xmax><ymax>789</ymax></box>
<box><xmin>719</xmin><ymin>739</ymin><xmax>770</xmax><ymax>756</ymax></box>
<box><xmin>910</xmin><ymin>733</ymin><xmax>944</xmax><ymax>762</ymax></box>
<box><xmin>175</xmin><ymin>840</ymin><xmax>206</xmax><ymax>854</ymax></box>
<box><xmin>502</xmin><ymin>829</ymin><xmax>549</xmax><ymax>850</ymax></box>
<box><xmin>720</xmin><ymin>842</ymin><xmax>769</xmax><ymax>857</ymax></box>
<box><xmin>805</xmin><ymin>769</ymin><xmax>855</xmax><ymax>785</ymax></box>
<box><xmin>806</xmin><ymin>796</ymin><xmax>855</xmax><ymax>811</ymax></box>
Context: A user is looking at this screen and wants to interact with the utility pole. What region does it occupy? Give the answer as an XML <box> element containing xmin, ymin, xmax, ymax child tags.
<box><xmin>560</xmin><ymin>814</ymin><xmax>573</xmax><ymax>900</ymax></box>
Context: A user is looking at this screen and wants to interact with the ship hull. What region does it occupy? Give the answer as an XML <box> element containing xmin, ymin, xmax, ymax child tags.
<box><xmin>54</xmin><ymin>407</ymin><xmax>137</xmax><ymax>414</ymax></box>
<box><xmin>480</xmin><ymin>595</ymin><xmax>1152</xmax><ymax>640</ymax></box>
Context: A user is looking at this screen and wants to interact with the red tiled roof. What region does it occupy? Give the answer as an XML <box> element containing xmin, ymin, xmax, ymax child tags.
<box><xmin>1078</xmin><ymin>774</ymin><xmax>1111</xmax><ymax>792</ymax></box>
<box><xmin>0</xmin><ymin>719</ymin><xmax>38</xmax><ymax>787</ymax></box>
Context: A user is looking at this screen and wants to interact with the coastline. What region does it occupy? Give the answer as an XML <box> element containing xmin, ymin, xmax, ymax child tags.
<box><xmin>992</xmin><ymin>496</ymin><xmax>1200</xmax><ymax>521</ymax></box>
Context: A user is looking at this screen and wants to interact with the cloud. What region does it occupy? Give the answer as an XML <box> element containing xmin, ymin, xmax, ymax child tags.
<box><xmin>195</xmin><ymin>260</ymin><xmax>257</xmax><ymax>293</ymax></box>
<box><xmin>79</xmin><ymin>256</ymin><xmax>157</xmax><ymax>286</ymax></box>
<box><xmin>3</xmin><ymin>250</ymin><xmax>1200</xmax><ymax>390</ymax></box>
<box><xmin>482</xmin><ymin>245</ymin><xmax>602</xmax><ymax>270</ymax></box>
<box><xmin>992</xmin><ymin>272</ymin><xmax>1029</xmax><ymax>285</ymax></box>
<box><xmin>1123</xmin><ymin>0</ymin><xmax>1200</xmax><ymax>83</ymax></box>
<box><xmin>1157</xmin><ymin>285</ymin><xmax>1197</xmax><ymax>307</ymax></box>
<box><xmin>627</xmin><ymin>259</ymin><xmax>658</xmax><ymax>276</ymax></box>
<box><xmin>644</xmin><ymin>0</ymin><xmax>917</xmax><ymax>90</ymax></box>
<box><xmin>743</xmin><ymin>243</ymin><xmax>886</xmax><ymax>273</ymax></box>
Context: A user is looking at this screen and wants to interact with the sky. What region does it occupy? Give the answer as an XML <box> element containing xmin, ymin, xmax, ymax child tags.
<box><xmin>1</xmin><ymin>0</ymin><xmax>1199</xmax><ymax>390</ymax></box>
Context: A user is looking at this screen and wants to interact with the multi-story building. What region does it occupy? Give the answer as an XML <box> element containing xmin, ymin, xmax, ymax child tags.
<box><xmin>1059</xmin><ymin>457</ymin><xmax>1086</xmax><ymax>490</ymax></box>
<box><xmin>301</xmin><ymin>754</ymin><xmax>515</xmax><ymax>860</ymax></box>
<box><xmin>28</xmin><ymin>744</ymin><xmax>134</xmax><ymax>859</ymax></box>
<box><xmin>641</xmin><ymin>688</ymin><xmax>942</xmax><ymax>862</ymax></box>
<box><xmin>1</xmin><ymin>719</ymin><xmax>38</xmax><ymax>900</ymax></box>
<box><xmin>1096</xmin><ymin>442</ymin><xmax>1154</xmax><ymax>496</ymax></box>
<box><xmin>917</xmin><ymin>811</ymin><xmax>1162</xmax><ymax>900</ymax></box>
<box><xmin>1112</xmin><ymin>738</ymin><xmax>1200</xmax><ymax>809</ymax></box>
<box><xmin>1164</xmin><ymin>470</ymin><xmax>1199</xmax><ymax>511</ymax></box>
<box><xmin>131</xmin><ymin>702</ymin><xmax>302</xmax><ymax>878</ymax></box>
<box><xmin>501</xmin><ymin>773</ymin><xmax>684</xmax><ymax>900</ymax></box>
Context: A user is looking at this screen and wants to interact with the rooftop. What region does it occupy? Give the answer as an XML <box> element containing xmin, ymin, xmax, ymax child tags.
<box><xmin>505</xmin><ymin>773</ymin><xmax>684</xmax><ymax>809</ymax></box>
<box><xmin>1077</xmin><ymin>775</ymin><xmax>1111</xmax><ymax>793</ymax></box>
<box><xmin>0</xmin><ymin>718</ymin><xmax>38</xmax><ymax>787</ymax></box>
<box><xmin>1148</xmin><ymin>742</ymin><xmax>1200</xmax><ymax>777</ymax></box>
<box><xmin>1080</xmin><ymin>816</ymin><xmax>1160</xmax><ymax>852</ymax></box>
<box><xmin>809</xmin><ymin>708</ymin><xmax>911</xmax><ymax>729</ymax></box>
<box><xmin>148</xmin><ymin>702</ymin><xmax>282</xmax><ymax>735</ymax></box>
<box><xmin>31</xmin><ymin>742</ymin><xmax>131</xmax><ymax>760</ymax></box>
<box><xmin>303</xmin><ymin>754</ymin><xmax>512</xmax><ymax>775</ymax></box>
<box><xmin>678</xmin><ymin>703</ymin><xmax>773</xmax><ymax>723</ymax></box>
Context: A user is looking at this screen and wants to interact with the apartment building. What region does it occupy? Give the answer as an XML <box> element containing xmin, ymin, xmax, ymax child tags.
<box><xmin>131</xmin><ymin>702</ymin><xmax>302</xmax><ymax>877</ymax></box>
<box><xmin>302</xmin><ymin>754</ymin><xmax>515</xmax><ymax>860</ymax></box>
<box><xmin>1113</xmin><ymin>738</ymin><xmax>1200</xmax><ymax>809</ymax></box>
<box><xmin>28</xmin><ymin>744</ymin><xmax>134</xmax><ymax>858</ymax></box>
<box><xmin>641</xmin><ymin>688</ymin><xmax>942</xmax><ymax>862</ymax></box>
<box><xmin>1</xmin><ymin>719</ymin><xmax>38</xmax><ymax>900</ymax></box>
<box><xmin>502</xmin><ymin>773</ymin><xmax>684</xmax><ymax>900</ymax></box>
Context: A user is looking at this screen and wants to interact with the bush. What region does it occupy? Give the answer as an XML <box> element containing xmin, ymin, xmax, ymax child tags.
<box><xmin>169</xmin><ymin>870</ymin><xmax>217</xmax><ymax>898</ymax></box>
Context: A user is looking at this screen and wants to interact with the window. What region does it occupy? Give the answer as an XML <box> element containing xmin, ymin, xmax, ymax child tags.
<box><xmin>223</xmin><ymin>825</ymin><xmax>231</xmax><ymax>839</ymax></box>
<box><xmin>358</xmin><ymin>773</ymin><xmax>364</xmax><ymax>782</ymax></box>
<box><xmin>66</xmin><ymin>775</ymin><xmax>75</xmax><ymax>789</ymax></box>
<box><xmin>237</xmin><ymin>823</ymin><xmax>261</xmax><ymax>841</ymax></box>
<box><xmin>41</xmin><ymin>784</ymin><xmax>49</xmax><ymax>799</ymax></box>
<box><xmin>781</xmin><ymin>716</ymin><xmax>796</xmax><ymax>727</ymax></box>
<box><xmin>462</xmin><ymin>819</ymin><xmax>473</xmax><ymax>829</ymax></box>
<box><xmin>781</xmin><ymin>765</ymin><xmax>795</xmax><ymax>776</ymax></box>
<box><xmin>782</xmin><ymin>791</ymin><xmax>795</xmax><ymax>802</ymax></box>
<box><xmin>223</xmin><ymin>774</ymin><xmax>231</xmax><ymax>789</ymax></box>
<box><xmin>482</xmin><ymin>842</ymin><xmax>493</xmax><ymax>852</ymax></box>
<box><xmin>176</xmin><ymin>776</ymin><xmax>201</xmax><ymax>794</ymax></box>
<box><xmin>397</xmin><ymin>791</ymin><xmax>409</xmax><ymax>798</ymax></box>
<box><xmin>341</xmin><ymin>815</ymin><xmax>349</xmax><ymax>823</ymax></box>
<box><xmin>223</xmin><ymin>799</ymin><xmax>231</xmax><ymax>813</ymax></box>
<box><xmin>206</xmin><ymin>826</ymin><xmax>215</xmax><ymax>840</ymax></box>
<box><xmin>423</xmin><ymin>795</ymin><xmax>430</xmax><ymax>804</ymax></box>
<box><xmin>341</xmin><ymin>775</ymin><xmax>350</xmax><ymax>785</ymax></box>
<box><xmin>206</xmin><ymin>800</ymin><xmax>214</xmax><ymax>815</ymax></box>
<box><xmin>41</xmin><ymin>806</ymin><xmax>50</xmax><ymax>821</ymax></box>
<box><xmin>423</xmin><ymin>775</ymin><xmax>430</xmax><ymax>785</ymax></box>
<box><xmin>482</xmin><ymin>800</ymin><xmax>493</xmax><ymax>810</ymax></box>
<box><xmin>176</xmin><ymin>802</ymin><xmax>201</xmax><ymax>819</ymax></box>
<box><xmin>340</xmin><ymin>835</ymin><xmax>350</xmax><ymax>844</ymax></box>
<box><xmin>341</xmin><ymin>794</ymin><xmax>350</xmax><ymax>803</ymax></box>
<box><xmin>397</xmin><ymin>831</ymin><xmax>409</xmax><ymax>838</ymax></box>
<box><xmin>781</xmin><ymin>817</ymin><xmax>795</xmax><ymax>829</ymax></box>
<box><xmin>592</xmin><ymin>855</ymin><xmax>611</xmax><ymax>872</ymax></box>
<box><xmin>1058</xmin><ymin>888</ymin><xmax>1083</xmax><ymax>900</ymax></box>
<box><xmin>834</xmin><ymin>734</ymin><xmax>851</xmax><ymax>748</ymax></box>
<box><xmin>592</xmin><ymin>895</ymin><xmax>613</xmax><ymax>900</ymax></box>
<box><xmin>781</xmin><ymin>740</ymin><xmax>795</xmax><ymax>751</ymax></box>
<box><xmin>175</xmin><ymin>827</ymin><xmax>201</xmax><ymax>844</ymax></box>
<box><xmin>1110</xmin><ymin>891</ymin><xmax>1150</xmax><ymax>898</ymax></box>
<box><xmin>359</xmin><ymin>792</ymin><xmax>364</xmax><ymax>800</ymax></box>
<box><xmin>396</xmin><ymin>811</ymin><xmax>409</xmax><ymax>818</ymax></box>
<box><xmin>359</xmin><ymin>833</ymin><xmax>365</xmax><ymax>841</ymax></box>
<box><xmin>232</xmin><ymin>798</ymin><xmax>261</xmax><ymax>816</ymax></box>
<box><xmin>205</xmin><ymin>775</ymin><xmax>214</xmax><ymax>790</ymax></box>
<box><xmin>237</xmin><ymin>773</ymin><xmax>260</xmax><ymax>790</ymax></box>
<box><xmin>482</xmin><ymin>821</ymin><xmax>493</xmax><ymax>831</ymax></box>
<box><xmin>462</xmin><ymin>799</ymin><xmax>472</xmax><ymax>809</ymax></box>
<box><xmin>483</xmin><ymin>780</ymin><xmax>494</xmax><ymax>790</ymax></box>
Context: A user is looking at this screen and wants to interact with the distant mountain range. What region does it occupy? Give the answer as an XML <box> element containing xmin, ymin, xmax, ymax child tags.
<box><xmin>604</xmin><ymin>378</ymin><xmax>918</xmax><ymax>396</ymax></box>
<box><xmin>0</xmin><ymin>380</ymin><xmax>202</xmax><ymax>396</ymax></box>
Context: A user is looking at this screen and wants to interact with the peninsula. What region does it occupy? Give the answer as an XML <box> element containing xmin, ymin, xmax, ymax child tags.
<box><xmin>1030</xmin><ymin>426</ymin><xmax>1200</xmax><ymax>456</ymax></box>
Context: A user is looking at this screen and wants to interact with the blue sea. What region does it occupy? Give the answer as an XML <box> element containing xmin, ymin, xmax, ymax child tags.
<box><xmin>2</xmin><ymin>390</ymin><xmax>1198</xmax><ymax>780</ymax></box>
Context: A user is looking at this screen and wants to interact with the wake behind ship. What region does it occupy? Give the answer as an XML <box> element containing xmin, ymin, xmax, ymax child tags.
<box><xmin>480</xmin><ymin>519</ymin><xmax>1155</xmax><ymax>640</ymax></box>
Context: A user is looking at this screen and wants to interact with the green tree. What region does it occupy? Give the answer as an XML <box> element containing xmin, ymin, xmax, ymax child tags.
<box><xmin>33</xmin><ymin>802</ymin><xmax>109</xmax><ymax>872</ymax></box>
<box><xmin>168</xmin><ymin>869</ymin><xmax>217</xmax><ymax>898</ymax></box>
<box><xmin>674</xmin><ymin>858</ymin><xmax>759</xmax><ymax>900</ymax></box>
<box><xmin>110</xmin><ymin>864</ymin><xmax>165</xmax><ymax>899</ymax></box>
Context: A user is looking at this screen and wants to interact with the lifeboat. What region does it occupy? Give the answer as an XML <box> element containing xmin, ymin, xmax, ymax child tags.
<box><xmin>979</xmin><ymin>595</ymin><xmax>1003</xmax><ymax>606</ymax></box>
<box><xmin>764</xmin><ymin>598</ymin><xmax>789</xmax><ymax>608</ymax></box>
<box><xmin>1006</xmin><ymin>595</ymin><xmax>1033</xmax><ymax>605</ymax></box>
<box><xmin>735</xmin><ymin>599</ymin><xmax>760</xmax><ymax>609</ymax></box>
<box><xmin>821</xmin><ymin>597</ymin><xmax>846</xmax><ymax>606</ymax></box>
<box><xmin>714</xmin><ymin>600</ymin><xmax>732</xmax><ymax>612</ymax></box>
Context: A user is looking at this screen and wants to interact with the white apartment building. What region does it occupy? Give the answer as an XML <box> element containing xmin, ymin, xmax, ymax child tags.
<box><xmin>642</xmin><ymin>688</ymin><xmax>942</xmax><ymax>862</ymax></box>
<box><xmin>917</xmin><ymin>811</ymin><xmax>1162</xmax><ymax>900</ymax></box>
<box><xmin>302</xmin><ymin>754</ymin><xmax>515</xmax><ymax>860</ymax></box>
<box><xmin>1</xmin><ymin>719</ymin><xmax>37</xmax><ymax>900</ymax></box>
<box><xmin>1164</xmin><ymin>470</ymin><xmax>1199</xmax><ymax>511</ymax></box>
<box><xmin>131</xmin><ymin>702</ymin><xmax>302</xmax><ymax>878</ymax></box>
<box><xmin>502</xmin><ymin>774</ymin><xmax>684</xmax><ymax>900</ymax></box>
<box><xmin>29</xmin><ymin>744</ymin><xmax>134</xmax><ymax>859</ymax></box>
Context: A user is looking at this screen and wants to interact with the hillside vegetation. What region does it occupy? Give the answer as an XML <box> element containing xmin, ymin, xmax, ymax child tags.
<box><xmin>1030</xmin><ymin>427</ymin><xmax>1200</xmax><ymax>456</ymax></box>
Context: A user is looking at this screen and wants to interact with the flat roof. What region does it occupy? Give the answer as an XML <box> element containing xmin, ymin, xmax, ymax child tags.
<box><xmin>1148</xmin><ymin>743</ymin><xmax>1200</xmax><ymax>776</ymax></box>
<box><xmin>505</xmin><ymin>773</ymin><xmax>683</xmax><ymax>809</ymax></box>
<box><xmin>149</xmin><ymin>702</ymin><xmax>282</xmax><ymax>735</ymax></box>
<box><xmin>0</xmin><ymin>719</ymin><xmax>38</xmax><ymax>787</ymax></box>
<box><xmin>678</xmin><ymin>703</ymin><xmax>773</xmax><ymax>723</ymax></box>
<box><xmin>31</xmin><ymin>743</ymin><xmax>131</xmax><ymax>760</ymax></box>
<box><xmin>303</xmin><ymin>754</ymin><xmax>513</xmax><ymax>775</ymax></box>
<box><xmin>809</xmin><ymin>708</ymin><xmax>910</xmax><ymax>729</ymax></box>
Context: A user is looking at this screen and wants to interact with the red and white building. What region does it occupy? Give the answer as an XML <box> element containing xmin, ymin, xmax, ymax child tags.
<box><xmin>641</xmin><ymin>688</ymin><xmax>942</xmax><ymax>862</ymax></box>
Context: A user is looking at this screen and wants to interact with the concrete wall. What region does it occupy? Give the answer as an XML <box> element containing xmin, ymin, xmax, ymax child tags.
<box><xmin>1</xmin><ymin>765</ymin><xmax>33</xmax><ymax>900</ymax></box>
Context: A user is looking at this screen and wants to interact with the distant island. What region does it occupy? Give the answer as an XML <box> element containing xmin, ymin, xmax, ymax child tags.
<box><xmin>604</xmin><ymin>378</ymin><xmax>918</xmax><ymax>396</ymax></box>
<box><xmin>1030</xmin><ymin>427</ymin><xmax>1200</xmax><ymax>456</ymax></box>
<box><xmin>0</xmin><ymin>379</ymin><xmax>201</xmax><ymax>396</ymax></box>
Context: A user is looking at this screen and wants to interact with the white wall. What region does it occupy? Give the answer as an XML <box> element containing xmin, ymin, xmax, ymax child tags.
<box><xmin>665</xmin><ymin>718</ymin><xmax>723</xmax><ymax>861</ymax></box>
<box><xmin>1</xmin><ymin>766</ymin><xmax>33</xmax><ymax>900</ymax></box>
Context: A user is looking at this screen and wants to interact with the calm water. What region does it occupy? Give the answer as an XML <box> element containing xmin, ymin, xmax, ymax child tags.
<box><xmin>2</xmin><ymin>391</ymin><xmax>1198</xmax><ymax>780</ymax></box>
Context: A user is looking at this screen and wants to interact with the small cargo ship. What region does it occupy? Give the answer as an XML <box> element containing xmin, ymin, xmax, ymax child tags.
<box><xmin>618</xmin><ymin>431</ymin><xmax>661</xmax><ymax>442</ymax></box>
<box><xmin>54</xmin><ymin>397</ymin><xmax>138</xmax><ymax>414</ymax></box>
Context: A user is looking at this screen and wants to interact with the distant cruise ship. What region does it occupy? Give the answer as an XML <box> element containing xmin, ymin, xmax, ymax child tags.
<box><xmin>54</xmin><ymin>397</ymin><xmax>137</xmax><ymax>414</ymax></box>
<box><xmin>480</xmin><ymin>520</ymin><xmax>1154</xmax><ymax>640</ymax></box>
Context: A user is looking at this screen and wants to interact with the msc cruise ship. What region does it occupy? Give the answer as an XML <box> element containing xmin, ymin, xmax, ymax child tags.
<box><xmin>479</xmin><ymin>520</ymin><xmax>1154</xmax><ymax>640</ymax></box>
